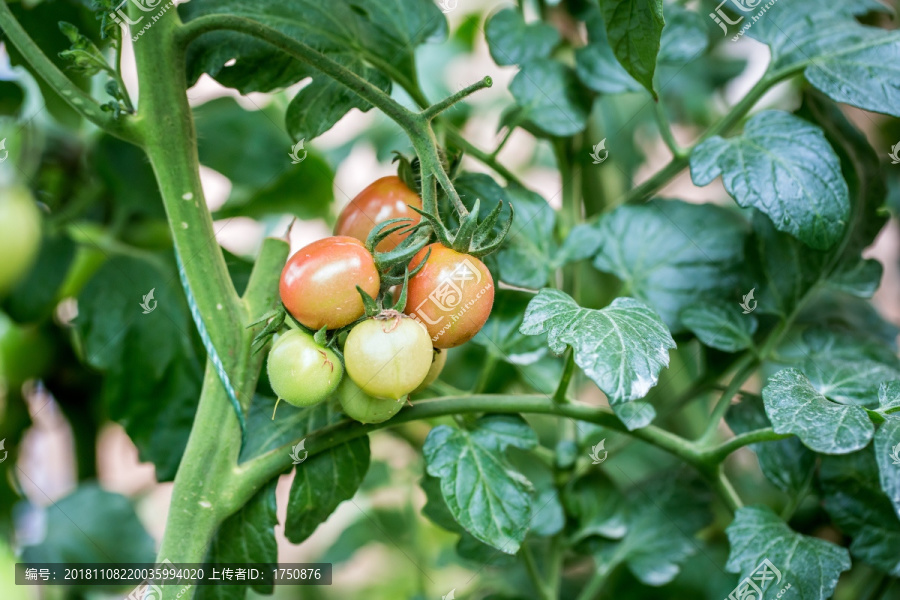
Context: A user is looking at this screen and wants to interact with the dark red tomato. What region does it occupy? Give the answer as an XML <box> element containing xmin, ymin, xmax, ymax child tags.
<box><xmin>404</xmin><ymin>244</ymin><xmax>494</xmax><ymax>349</ymax></box>
<box><xmin>280</xmin><ymin>236</ymin><xmax>380</xmax><ymax>330</ymax></box>
<box><xmin>335</xmin><ymin>176</ymin><xmax>422</xmax><ymax>252</ymax></box>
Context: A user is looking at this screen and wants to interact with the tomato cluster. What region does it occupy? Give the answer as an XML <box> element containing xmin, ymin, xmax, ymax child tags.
<box><xmin>269</xmin><ymin>176</ymin><xmax>494</xmax><ymax>423</ymax></box>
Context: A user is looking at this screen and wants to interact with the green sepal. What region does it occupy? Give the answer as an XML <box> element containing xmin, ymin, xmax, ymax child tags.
<box><xmin>409</xmin><ymin>206</ymin><xmax>453</xmax><ymax>247</ymax></box>
<box><xmin>452</xmin><ymin>198</ymin><xmax>481</xmax><ymax>253</ymax></box>
<box><xmin>472</xmin><ymin>200</ymin><xmax>504</xmax><ymax>246</ymax></box>
<box><xmin>249</xmin><ymin>307</ymin><xmax>286</xmax><ymax>355</ymax></box>
<box><xmin>391</xmin><ymin>269</ymin><xmax>411</xmax><ymax>312</ymax></box>
<box><xmin>365</xmin><ymin>217</ymin><xmax>416</xmax><ymax>254</ymax></box>
<box><xmin>374</xmin><ymin>227</ymin><xmax>431</xmax><ymax>272</ymax></box>
<box><xmin>471</xmin><ymin>202</ymin><xmax>515</xmax><ymax>258</ymax></box>
<box><xmin>356</xmin><ymin>285</ymin><xmax>380</xmax><ymax>317</ymax></box>
<box><xmin>313</xmin><ymin>326</ymin><xmax>328</xmax><ymax>347</ymax></box>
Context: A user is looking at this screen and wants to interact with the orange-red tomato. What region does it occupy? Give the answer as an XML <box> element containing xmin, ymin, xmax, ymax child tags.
<box><xmin>404</xmin><ymin>244</ymin><xmax>494</xmax><ymax>349</ymax></box>
<box><xmin>335</xmin><ymin>176</ymin><xmax>422</xmax><ymax>252</ymax></box>
<box><xmin>280</xmin><ymin>236</ymin><xmax>380</xmax><ymax>330</ymax></box>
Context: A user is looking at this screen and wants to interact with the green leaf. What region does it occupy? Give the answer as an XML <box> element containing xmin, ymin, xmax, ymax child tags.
<box><xmin>590</xmin><ymin>473</ymin><xmax>711</xmax><ymax>586</ymax></box>
<box><xmin>198</xmin><ymin>480</ymin><xmax>278</xmax><ymax>599</ymax></box>
<box><xmin>680</xmin><ymin>301</ymin><xmax>757</xmax><ymax>353</ymax></box>
<box><xmin>508</xmin><ymin>59</ymin><xmax>591</xmax><ymax>137</ymax></box>
<box><xmin>762</xmin><ymin>368</ymin><xmax>874</xmax><ymax>454</ymax></box>
<box><xmin>194</xmin><ymin>97</ymin><xmax>334</xmax><ymax>220</ymax></box>
<box><xmin>801</xmin><ymin>356</ymin><xmax>900</xmax><ymax>407</ymax></box>
<box><xmin>748</xmin><ymin>211</ymin><xmax>828</xmax><ymax>317</ymax></box>
<box><xmin>285</xmin><ymin>435</ymin><xmax>370</xmax><ymax>544</ymax></box>
<box><xmin>285</xmin><ymin>55</ymin><xmax>390</xmax><ymax>142</ymax></box>
<box><xmin>494</xmin><ymin>186</ymin><xmax>556</xmax><ymax>289</ymax></box>
<box><xmin>423</xmin><ymin>415</ymin><xmax>538</xmax><ymax>553</ymax></box>
<box><xmin>874</xmin><ymin>382</ymin><xmax>900</xmax><ymax>518</ymax></box>
<box><xmin>575</xmin><ymin>10</ymin><xmax>644</xmax><ymax>95</ymax></box>
<box><xmin>241</xmin><ymin>397</ymin><xmax>342</xmax><ymax>462</ymax></box>
<box><xmin>820</xmin><ymin>449</ymin><xmax>900</xmax><ymax>576</ymax></box>
<box><xmin>875</xmin><ymin>418</ymin><xmax>900</xmax><ymax>520</ymax></box>
<box><xmin>554</xmin><ymin>223</ymin><xmax>603</xmax><ymax>267</ymax></box>
<box><xmin>563</xmin><ymin>471</ymin><xmax>627</xmax><ymax>545</ymax></box>
<box><xmin>592</xmin><ymin>199</ymin><xmax>748</xmax><ymax>332</ymax></box>
<box><xmin>485</xmin><ymin>8</ymin><xmax>560</xmax><ymax>66</ymax></box>
<box><xmin>21</xmin><ymin>484</ymin><xmax>155</xmax><ymax>564</ymax></box>
<box><xmin>751</xmin><ymin>6</ymin><xmax>900</xmax><ymax>117</ymax></box>
<box><xmin>691</xmin><ymin>111</ymin><xmax>849</xmax><ymax>250</ymax></box>
<box><xmin>519</xmin><ymin>289</ymin><xmax>675</xmax><ymax>404</ymax></box>
<box><xmin>508</xmin><ymin>448</ymin><xmax>564</xmax><ymax>537</ymax></box>
<box><xmin>726</xmin><ymin>398</ymin><xmax>815</xmax><ymax>495</ymax></box>
<box><xmin>658</xmin><ymin>6</ymin><xmax>708</xmax><ymax>64</ymax></box>
<box><xmin>612</xmin><ymin>401</ymin><xmax>656</xmax><ymax>431</ymax></box>
<box><xmin>828</xmin><ymin>258</ymin><xmax>883</xmax><ymax>298</ymax></box>
<box><xmin>3</xmin><ymin>233</ymin><xmax>76</xmax><ymax>324</ymax></box>
<box><xmin>74</xmin><ymin>255</ymin><xmax>203</xmax><ymax>480</ymax></box>
<box><xmin>472</xmin><ymin>290</ymin><xmax>547</xmax><ymax>365</ymax></box>
<box><xmin>92</xmin><ymin>135</ymin><xmax>165</xmax><ymax>218</ymax></box>
<box><xmin>600</xmin><ymin>0</ymin><xmax>665</xmax><ymax>98</ymax></box>
<box><xmin>725</xmin><ymin>505</ymin><xmax>851</xmax><ymax>600</ymax></box>
<box><xmin>181</xmin><ymin>0</ymin><xmax>446</xmax><ymax>94</ymax></box>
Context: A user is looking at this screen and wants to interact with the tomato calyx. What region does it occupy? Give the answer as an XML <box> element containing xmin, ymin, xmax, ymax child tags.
<box><xmin>412</xmin><ymin>197</ymin><xmax>514</xmax><ymax>258</ymax></box>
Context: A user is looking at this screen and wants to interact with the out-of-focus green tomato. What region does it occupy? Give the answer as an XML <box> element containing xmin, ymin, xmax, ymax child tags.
<box><xmin>0</xmin><ymin>184</ymin><xmax>41</xmax><ymax>295</ymax></box>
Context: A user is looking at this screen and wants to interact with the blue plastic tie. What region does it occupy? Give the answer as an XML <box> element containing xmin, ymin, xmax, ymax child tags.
<box><xmin>174</xmin><ymin>247</ymin><xmax>247</xmax><ymax>441</ymax></box>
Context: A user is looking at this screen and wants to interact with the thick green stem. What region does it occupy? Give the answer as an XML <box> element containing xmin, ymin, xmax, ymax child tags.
<box><xmin>132</xmin><ymin>8</ymin><xmax>242</xmax><ymax>354</ymax></box>
<box><xmin>702</xmin><ymin>428</ymin><xmax>790</xmax><ymax>464</ymax></box>
<box><xmin>713</xmin><ymin>468</ymin><xmax>744</xmax><ymax>512</ymax></box>
<box><xmin>445</xmin><ymin>128</ymin><xmax>525</xmax><ymax>188</ymax></box>
<box><xmin>237</xmin><ymin>394</ymin><xmax>704</xmax><ymax>500</ymax></box>
<box><xmin>0</xmin><ymin>2</ymin><xmax>139</xmax><ymax>143</ymax></box>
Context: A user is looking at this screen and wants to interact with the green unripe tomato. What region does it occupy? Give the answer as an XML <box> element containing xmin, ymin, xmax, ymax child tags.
<box><xmin>337</xmin><ymin>376</ymin><xmax>404</xmax><ymax>424</ymax></box>
<box><xmin>412</xmin><ymin>348</ymin><xmax>447</xmax><ymax>394</ymax></box>
<box><xmin>266</xmin><ymin>329</ymin><xmax>342</xmax><ymax>407</ymax></box>
<box><xmin>344</xmin><ymin>314</ymin><xmax>433</xmax><ymax>400</ymax></box>
<box><xmin>0</xmin><ymin>184</ymin><xmax>41</xmax><ymax>295</ymax></box>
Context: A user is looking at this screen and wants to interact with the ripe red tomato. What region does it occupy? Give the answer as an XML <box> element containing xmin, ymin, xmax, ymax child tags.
<box><xmin>404</xmin><ymin>244</ymin><xmax>494</xmax><ymax>349</ymax></box>
<box><xmin>280</xmin><ymin>236</ymin><xmax>380</xmax><ymax>330</ymax></box>
<box><xmin>343</xmin><ymin>315</ymin><xmax>433</xmax><ymax>400</ymax></box>
<box><xmin>267</xmin><ymin>329</ymin><xmax>342</xmax><ymax>407</ymax></box>
<box><xmin>335</xmin><ymin>176</ymin><xmax>422</xmax><ymax>252</ymax></box>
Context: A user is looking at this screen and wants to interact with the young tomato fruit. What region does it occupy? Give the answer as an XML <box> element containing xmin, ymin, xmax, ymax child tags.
<box><xmin>335</xmin><ymin>176</ymin><xmax>422</xmax><ymax>252</ymax></box>
<box><xmin>343</xmin><ymin>314</ymin><xmax>433</xmax><ymax>400</ymax></box>
<box><xmin>404</xmin><ymin>244</ymin><xmax>494</xmax><ymax>349</ymax></box>
<box><xmin>266</xmin><ymin>329</ymin><xmax>343</xmax><ymax>407</ymax></box>
<box><xmin>337</xmin><ymin>376</ymin><xmax>404</xmax><ymax>424</ymax></box>
<box><xmin>412</xmin><ymin>348</ymin><xmax>447</xmax><ymax>394</ymax></box>
<box><xmin>0</xmin><ymin>184</ymin><xmax>41</xmax><ymax>295</ymax></box>
<box><xmin>280</xmin><ymin>236</ymin><xmax>380</xmax><ymax>330</ymax></box>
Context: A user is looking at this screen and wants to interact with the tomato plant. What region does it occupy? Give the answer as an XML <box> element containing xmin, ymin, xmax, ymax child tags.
<box><xmin>1</xmin><ymin>1</ymin><xmax>900</xmax><ymax>600</ymax></box>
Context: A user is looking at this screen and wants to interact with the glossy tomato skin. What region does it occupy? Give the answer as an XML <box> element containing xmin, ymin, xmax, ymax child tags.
<box><xmin>338</xmin><ymin>376</ymin><xmax>403</xmax><ymax>424</ymax></box>
<box><xmin>0</xmin><ymin>185</ymin><xmax>41</xmax><ymax>295</ymax></box>
<box><xmin>280</xmin><ymin>236</ymin><xmax>380</xmax><ymax>330</ymax></box>
<box><xmin>344</xmin><ymin>316</ymin><xmax>432</xmax><ymax>400</ymax></box>
<box><xmin>404</xmin><ymin>244</ymin><xmax>494</xmax><ymax>349</ymax></box>
<box><xmin>335</xmin><ymin>176</ymin><xmax>422</xmax><ymax>252</ymax></box>
<box><xmin>412</xmin><ymin>348</ymin><xmax>447</xmax><ymax>394</ymax></box>
<box><xmin>267</xmin><ymin>329</ymin><xmax>343</xmax><ymax>407</ymax></box>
